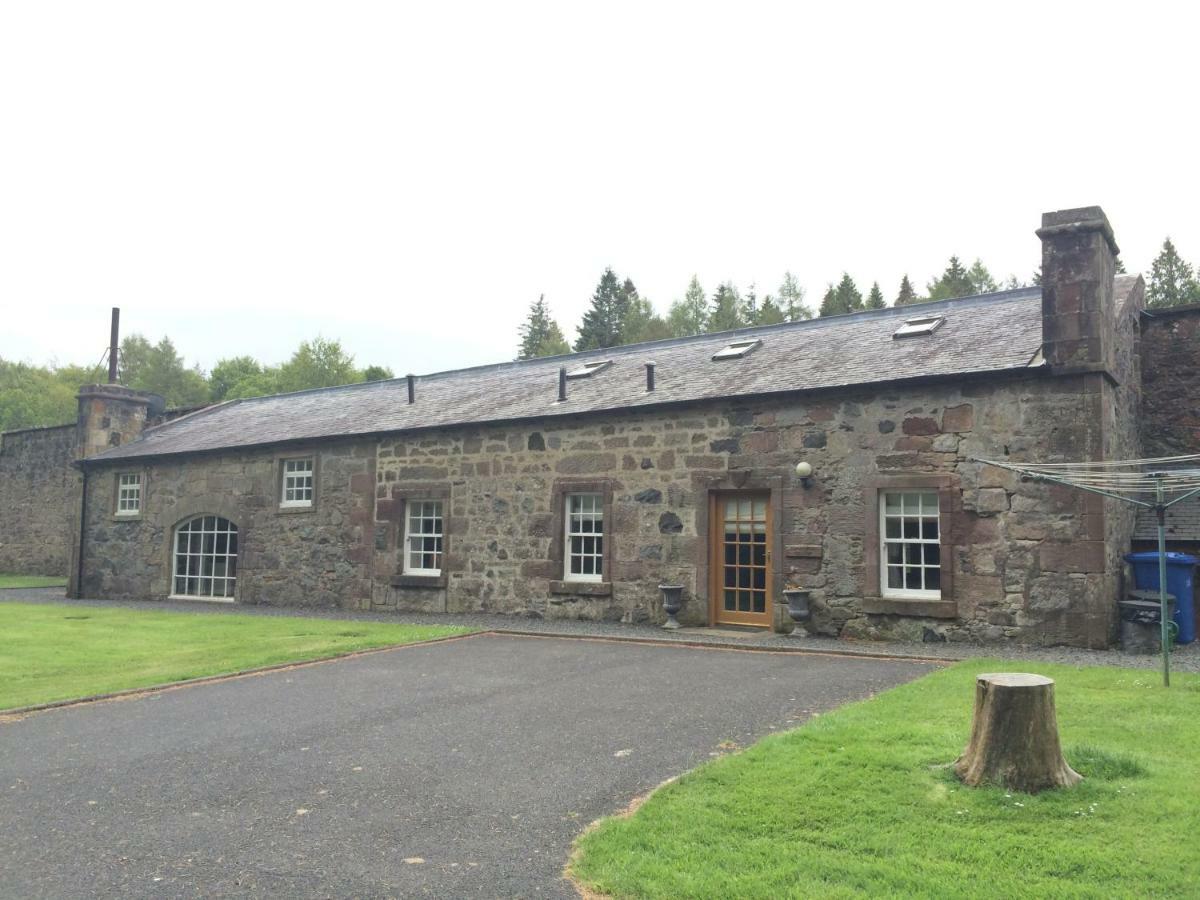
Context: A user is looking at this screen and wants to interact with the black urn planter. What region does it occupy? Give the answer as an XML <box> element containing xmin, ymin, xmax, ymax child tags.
<box><xmin>659</xmin><ymin>584</ymin><xmax>685</xmax><ymax>630</ymax></box>
<box><xmin>784</xmin><ymin>589</ymin><xmax>812</xmax><ymax>636</ymax></box>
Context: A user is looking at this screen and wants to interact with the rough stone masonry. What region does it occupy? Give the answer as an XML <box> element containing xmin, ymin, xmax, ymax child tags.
<box><xmin>19</xmin><ymin>206</ymin><xmax>1200</xmax><ymax>649</ymax></box>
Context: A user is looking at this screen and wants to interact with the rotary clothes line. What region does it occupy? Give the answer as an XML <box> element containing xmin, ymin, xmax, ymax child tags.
<box><xmin>972</xmin><ymin>454</ymin><xmax>1200</xmax><ymax>687</ymax></box>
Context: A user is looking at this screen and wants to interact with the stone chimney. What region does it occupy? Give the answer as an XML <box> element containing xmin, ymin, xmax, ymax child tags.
<box><xmin>76</xmin><ymin>384</ymin><xmax>164</xmax><ymax>459</ymax></box>
<box><xmin>1037</xmin><ymin>206</ymin><xmax>1119</xmax><ymax>376</ymax></box>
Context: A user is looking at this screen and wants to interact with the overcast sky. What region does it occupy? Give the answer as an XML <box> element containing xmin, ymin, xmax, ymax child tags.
<box><xmin>3</xmin><ymin>2</ymin><xmax>1198</xmax><ymax>378</ymax></box>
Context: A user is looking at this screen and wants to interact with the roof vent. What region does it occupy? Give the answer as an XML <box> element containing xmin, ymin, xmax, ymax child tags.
<box><xmin>566</xmin><ymin>359</ymin><xmax>612</xmax><ymax>379</ymax></box>
<box><xmin>712</xmin><ymin>339</ymin><xmax>762</xmax><ymax>361</ymax></box>
<box><xmin>893</xmin><ymin>314</ymin><xmax>945</xmax><ymax>339</ymax></box>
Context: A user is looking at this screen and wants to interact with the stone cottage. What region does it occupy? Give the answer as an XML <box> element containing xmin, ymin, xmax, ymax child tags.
<box><xmin>14</xmin><ymin>206</ymin><xmax>1194</xmax><ymax>648</ymax></box>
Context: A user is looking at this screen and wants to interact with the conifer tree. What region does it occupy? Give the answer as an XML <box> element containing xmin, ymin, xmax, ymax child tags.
<box><xmin>518</xmin><ymin>294</ymin><xmax>571</xmax><ymax>359</ymax></box>
<box><xmin>818</xmin><ymin>284</ymin><xmax>840</xmax><ymax>317</ymax></box>
<box><xmin>776</xmin><ymin>271</ymin><xmax>812</xmax><ymax>320</ymax></box>
<box><xmin>894</xmin><ymin>274</ymin><xmax>919</xmax><ymax>306</ymax></box>
<box><xmin>1147</xmin><ymin>238</ymin><xmax>1200</xmax><ymax>308</ymax></box>
<box><xmin>708</xmin><ymin>282</ymin><xmax>745</xmax><ymax>331</ymax></box>
<box><xmin>926</xmin><ymin>256</ymin><xmax>975</xmax><ymax>301</ymax></box>
<box><xmin>833</xmin><ymin>273</ymin><xmax>863</xmax><ymax>313</ymax></box>
<box><xmin>864</xmin><ymin>282</ymin><xmax>886</xmax><ymax>309</ymax></box>
<box><xmin>575</xmin><ymin>268</ymin><xmax>626</xmax><ymax>350</ymax></box>
<box><xmin>754</xmin><ymin>296</ymin><xmax>787</xmax><ymax>325</ymax></box>
<box><xmin>667</xmin><ymin>275</ymin><xmax>709</xmax><ymax>337</ymax></box>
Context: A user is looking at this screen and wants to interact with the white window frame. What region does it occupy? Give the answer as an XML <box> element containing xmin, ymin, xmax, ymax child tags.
<box><xmin>403</xmin><ymin>500</ymin><xmax>444</xmax><ymax>576</ymax></box>
<box><xmin>170</xmin><ymin>515</ymin><xmax>238</xmax><ymax>602</ymax></box>
<box><xmin>280</xmin><ymin>457</ymin><xmax>314</xmax><ymax>508</ymax></box>
<box><xmin>116</xmin><ymin>473</ymin><xmax>142</xmax><ymax>516</ymax></box>
<box><xmin>564</xmin><ymin>492</ymin><xmax>604</xmax><ymax>582</ymax></box>
<box><xmin>879</xmin><ymin>490</ymin><xmax>942</xmax><ymax>600</ymax></box>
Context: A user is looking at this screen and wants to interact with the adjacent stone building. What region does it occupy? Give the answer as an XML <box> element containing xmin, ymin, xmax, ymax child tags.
<box><xmin>6</xmin><ymin>206</ymin><xmax>1193</xmax><ymax>648</ymax></box>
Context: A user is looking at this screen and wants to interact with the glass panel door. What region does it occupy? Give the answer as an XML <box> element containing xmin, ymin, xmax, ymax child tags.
<box><xmin>712</xmin><ymin>492</ymin><xmax>771</xmax><ymax>626</ymax></box>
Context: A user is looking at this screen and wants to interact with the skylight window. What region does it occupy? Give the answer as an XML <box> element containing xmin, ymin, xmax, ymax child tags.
<box><xmin>893</xmin><ymin>315</ymin><xmax>945</xmax><ymax>339</ymax></box>
<box><xmin>566</xmin><ymin>360</ymin><xmax>612</xmax><ymax>379</ymax></box>
<box><xmin>712</xmin><ymin>339</ymin><xmax>762</xmax><ymax>361</ymax></box>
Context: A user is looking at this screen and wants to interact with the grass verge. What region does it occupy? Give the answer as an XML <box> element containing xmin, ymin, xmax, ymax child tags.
<box><xmin>570</xmin><ymin>661</ymin><xmax>1200</xmax><ymax>898</ymax></box>
<box><xmin>0</xmin><ymin>602</ymin><xmax>471</xmax><ymax>711</ymax></box>
<box><xmin>0</xmin><ymin>574</ymin><xmax>68</xmax><ymax>589</ymax></box>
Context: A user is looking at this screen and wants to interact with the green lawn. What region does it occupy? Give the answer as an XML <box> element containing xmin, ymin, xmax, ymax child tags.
<box><xmin>571</xmin><ymin>661</ymin><xmax>1200</xmax><ymax>899</ymax></box>
<box><xmin>0</xmin><ymin>602</ymin><xmax>471</xmax><ymax>710</ymax></box>
<box><xmin>0</xmin><ymin>574</ymin><xmax>68</xmax><ymax>589</ymax></box>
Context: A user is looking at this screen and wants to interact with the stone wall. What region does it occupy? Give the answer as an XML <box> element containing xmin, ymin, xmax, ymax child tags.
<box><xmin>76</xmin><ymin>368</ymin><xmax>1130</xmax><ymax>648</ymax></box>
<box><xmin>78</xmin><ymin>441</ymin><xmax>375</xmax><ymax>606</ymax></box>
<box><xmin>1140</xmin><ymin>305</ymin><xmax>1200</xmax><ymax>457</ymax></box>
<box><xmin>0</xmin><ymin>424</ymin><xmax>79</xmax><ymax>575</ymax></box>
<box><xmin>1135</xmin><ymin>305</ymin><xmax>1200</xmax><ymax>543</ymax></box>
<box><xmin>366</xmin><ymin>369</ymin><xmax>1118</xmax><ymax>647</ymax></box>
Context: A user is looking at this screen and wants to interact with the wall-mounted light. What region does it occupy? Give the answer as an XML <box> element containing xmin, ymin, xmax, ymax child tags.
<box><xmin>795</xmin><ymin>460</ymin><xmax>814</xmax><ymax>489</ymax></box>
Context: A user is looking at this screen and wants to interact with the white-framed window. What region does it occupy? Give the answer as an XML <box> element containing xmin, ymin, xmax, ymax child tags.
<box><xmin>565</xmin><ymin>492</ymin><xmax>604</xmax><ymax>582</ymax></box>
<box><xmin>280</xmin><ymin>458</ymin><xmax>314</xmax><ymax>507</ymax></box>
<box><xmin>116</xmin><ymin>473</ymin><xmax>142</xmax><ymax>516</ymax></box>
<box><xmin>880</xmin><ymin>491</ymin><xmax>941</xmax><ymax>599</ymax></box>
<box><xmin>404</xmin><ymin>500</ymin><xmax>444</xmax><ymax>575</ymax></box>
<box><xmin>172</xmin><ymin>515</ymin><xmax>238</xmax><ymax>600</ymax></box>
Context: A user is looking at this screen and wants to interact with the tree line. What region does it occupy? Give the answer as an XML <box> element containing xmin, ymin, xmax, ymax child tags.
<box><xmin>518</xmin><ymin>237</ymin><xmax>1199</xmax><ymax>359</ymax></box>
<box><xmin>519</xmin><ymin>256</ymin><xmax>1026</xmax><ymax>359</ymax></box>
<box><xmin>0</xmin><ymin>335</ymin><xmax>392</xmax><ymax>433</ymax></box>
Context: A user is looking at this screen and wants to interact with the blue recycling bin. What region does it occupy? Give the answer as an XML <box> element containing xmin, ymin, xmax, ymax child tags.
<box><xmin>1126</xmin><ymin>552</ymin><xmax>1197</xmax><ymax>644</ymax></box>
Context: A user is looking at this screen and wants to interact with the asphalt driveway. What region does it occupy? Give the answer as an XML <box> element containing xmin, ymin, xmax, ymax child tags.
<box><xmin>0</xmin><ymin>634</ymin><xmax>934</xmax><ymax>898</ymax></box>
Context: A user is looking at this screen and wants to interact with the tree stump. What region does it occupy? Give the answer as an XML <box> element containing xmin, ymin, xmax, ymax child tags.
<box><xmin>953</xmin><ymin>673</ymin><xmax>1082</xmax><ymax>794</ymax></box>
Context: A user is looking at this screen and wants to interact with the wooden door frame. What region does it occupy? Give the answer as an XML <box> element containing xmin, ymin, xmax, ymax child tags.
<box><xmin>694</xmin><ymin>472</ymin><xmax>785</xmax><ymax>627</ymax></box>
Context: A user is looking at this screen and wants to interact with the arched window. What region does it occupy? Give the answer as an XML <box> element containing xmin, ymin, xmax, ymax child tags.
<box><xmin>172</xmin><ymin>515</ymin><xmax>239</xmax><ymax>599</ymax></box>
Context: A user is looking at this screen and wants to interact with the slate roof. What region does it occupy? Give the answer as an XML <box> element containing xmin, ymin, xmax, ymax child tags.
<box><xmin>85</xmin><ymin>287</ymin><xmax>1045</xmax><ymax>464</ymax></box>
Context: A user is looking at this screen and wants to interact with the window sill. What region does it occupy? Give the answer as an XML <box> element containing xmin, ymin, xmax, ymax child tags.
<box><xmin>166</xmin><ymin>595</ymin><xmax>236</xmax><ymax>604</ymax></box>
<box><xmin>862</xmin><ymin>596</ymin><xmax>957</xmax><ymax>619</ymax></box>
<box><xmin>277</xmin><ymin>504</ymin><xmax>316</xmax><ymax>515</ymax></box>
<box><xmin>549</xmin><ymin>580</ymin><xmax>612</xmax><ymax>597</ymax></box>
<box><xmin>390</xmin><ymin>574</ymin><xmax>446</xmax><ymax>589</ymax></box>
<box><xmin>113</xmin><ymin>513</ymin><xmax>142</xmax><ymax>522</ymax></box>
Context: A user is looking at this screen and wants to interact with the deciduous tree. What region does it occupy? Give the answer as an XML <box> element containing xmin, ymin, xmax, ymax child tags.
<box><xmin>967</xmin><ymin>258</ymin><xmax>998</xmax><ymax>295</ymax></box>
<box><xmin>118</xmin><ymin>335</ymin><xmax>209</xmax><ymax>407</ymax></box>
<box><xmin>776</xmin><ymin>272</ymin><xmax>812</xmax><ymax>320</ymax></box>
<box><xmin>667</xmin><ymin>275</ymin><xmax>709</xmax><ymax>337</ymax></box>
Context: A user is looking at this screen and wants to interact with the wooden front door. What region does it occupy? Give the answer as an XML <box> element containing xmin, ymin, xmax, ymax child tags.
<box><xmin>710</xmin><ymin>492</ymin><xmax>772</xmax><ymax>627</ymax></box>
